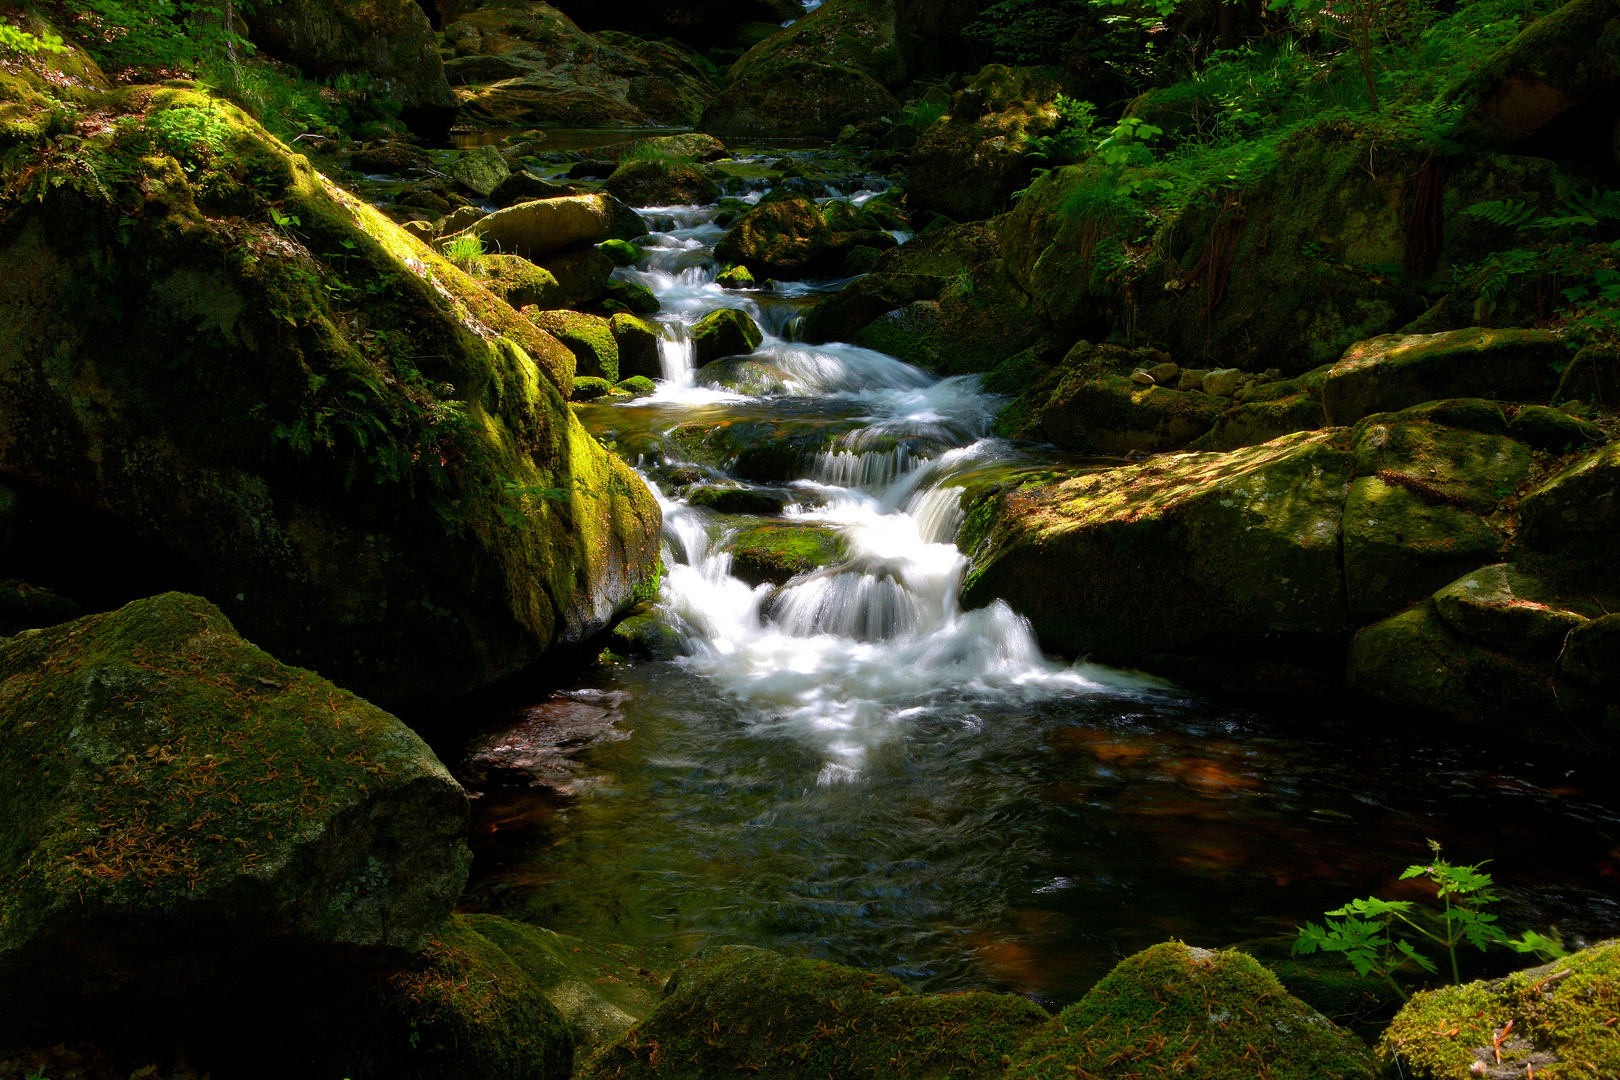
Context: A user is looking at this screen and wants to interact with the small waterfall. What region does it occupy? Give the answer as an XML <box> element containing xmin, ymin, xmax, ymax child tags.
<box><xmin>657</xmin><ymin>322</ymin><xmax>695</xmax><ymax>384</ymax></box>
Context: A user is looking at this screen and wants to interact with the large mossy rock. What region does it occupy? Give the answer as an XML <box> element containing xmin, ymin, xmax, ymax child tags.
<box><xmin>1377</xmin><ymin>940</ymin><xmax>1620</xmax><ymax>1080</ymax></box>
<box><xmin>438</xmin><ymin>193</ymin><xmax>647</xmax><ymax>263</ymax></box>
<box><xmin>602</xmin><ymin>159</ymin><xmax>720</xmax><ymax>207</ymax></box>
<box><xmin>1520</xmin><ymin>439</ymin><xmax>1620</xmax><ymax>562</ymax></box>
<box><xmin>1320</xmin><ymin>328</ymin><xmax>1567</xmax><ymax>426</ymax></box>
<box><xmin>0</xmin><ymin>594</ymin><xmax>471</xmax><ymax>1038</ymax></box>
<box><xmin>1434</xmin><ymin>562</ymin><xmax>1592</xmax><ymax>656</ymax></box>
<box><xmin>530</xmin><ymin>310</ymin><xmax>621</xmax><ymax>382</ymax></box>
<box><xmin>799</xmin><ymin>273</ymin><xmax>944</xmax><ymax>343</ymax></box>
<box><xmin>249</xmin><ymin>0</ymin><xmax>458</xmax><ymax>138</ymax></box>
<box><xmin>1006</xmin><ymin>942</ymin><xmax>1376</xmax><ymax>1080</ymax></box>
<box><xmin>1020</xmin><ymin>341</ymin><xmax>1228</xmax><ymax>453</ymax></box>
<box><xmin>909</xmin><ymin>66</ymin><xmax>1061</xmax><ymax>222</ymax></box>
<box><xmin>1450</xmin><ymin>0</ymin><xmax>1620</xmax><ymax>149</ymax></box>
<box><xmin>714</xmin><ymin>195</ymin><xmax>896</xmax><ymax>279</ymax></box>
<box><xmin>724</xmin><ymin>520</ymin><xmax>848</xmax><ymax>586</ymax></box>
<box><xmin>443</xmin><ymin>7</ymin><xmax>717</xmax><ymax>127</ymax></box>
<box><xmin>691</xmin><ymin>308</ymin><xmax>764</xmax><ymax>365</ymax></box>
<box><xmin>960</xmin><ymin>431</ymin><xmax>1352</xmax><ymax>681</ymax></box>
<box><xmin>576</xmin><ymin>945</ymin><xmax>1050</xmax><ymax>1080</ymax></box>
<box><xmin>478</xmin><ymin>253</ymin><xmax>568</xmax><ymax>310</ymax></box>
<box><xmin>338</xmin><ymin>915</ymin><xmax>574</xmax><ymax>1080</ymax></box>
<box><xmin>0</xmin><ymin>83</ymin><xmax>660</xmax><ymax>708</ymax></box>
<box><xmin>700</xmin><ymin>61</ymin><xmax>902</xmax><ymax>138</ymax></box>
<box><xmin>728</xmin><ymin>0</ymin><xmax>906</xmax><ymax>89</ymax></box>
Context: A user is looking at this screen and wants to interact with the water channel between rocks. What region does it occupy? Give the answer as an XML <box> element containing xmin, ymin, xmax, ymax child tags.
<box><xmin>454</xmin><ymin>166</ymin><xmax>1620</xmax><ymax>1006</ymax></box>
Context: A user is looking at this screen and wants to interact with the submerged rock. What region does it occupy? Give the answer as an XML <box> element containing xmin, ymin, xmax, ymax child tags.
<box><xmin>336</xmin><ymin>915</ymin><xmax>574</xmax><ymax>1080</ymax></box>
<box><xmin>715</xmin><ymin>195</ymin><xmax>896</xmax><ymax>280</ymax></box>
<box><xmin>1377</xmin><ymin>940</ymin><xmax>1620</xmax><ymax>1079</ymax></box>
<box><xmin>0</xmin><ymin>594</ymin><xmax>470</xmax><ymax>1039</ymax></box>
<box><xmin>1005</xmin><ymin>942</ymin><xmax>1376</xmax><ymax>1080</ymax></box>
<box><xmin>577</xmin><ymin>945</ymin><xmax>1049</xmax><ymax>1080</ymax></box>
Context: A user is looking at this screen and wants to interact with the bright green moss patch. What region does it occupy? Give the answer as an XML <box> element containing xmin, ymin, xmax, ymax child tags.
<box><xmin>1006</xmin><ymin>942</ymin><xmax>1376</xmax><ymax>1080</ymax></box>
<box><xmin>578</xmin><ymin>945</ymin><xmax>1050</xmax><ymax>1080</ymax></box>
<box><xmin>1378</xmin><ymin>941</ymin><xmax>1620</xmax><ymax>1080</ymax></box>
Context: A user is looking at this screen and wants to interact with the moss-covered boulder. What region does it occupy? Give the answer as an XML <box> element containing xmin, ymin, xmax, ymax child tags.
<box><xmin>1558</xmin><ymin>613</ymin><xmax>1620</xmax><ymax>691</ymax></box>
<box><xmin>614</xmin><ymin>376</ymin><xmax>657</xmax><ymax>398</ymax></box>
<box><xmin>0</xmin><ymin>594</ymin><xmax>471</xmax><ymax>1038</ymax></box>
<box><xmin>800</xmin><ymin>273</ymin><xmax>945</xmax><ymax>344</ymax></box>
<box><xmin>439</xmin><ymin>194</ymin><xmax>646</xmax><ymax>263</ymax></box>
<box><xmin>700</xmin><ymin>62</ymin><xmax>901</xmax><ymax>139</ymax></box>
<box><xmin>1508</xmin><ymin>404</ymin><xmax>1605</xmax><ymax>452</ymax></box>
<box><xmin>1187</xmin><ymin>392</ymin><xmax>1328</xmax><ymax>452</ymax></box>
<box><xmin>449</xmin><ymin>144</ymin><xmax>510</xmax><ymax>199</ymax></box>
<box><xmin>442</xmin><ymin>7</ymin><xmax>717</xmax><ymax>128</ymax></box>
<box><xmin>691</xmin><ymin>308</ymin><xmax>764</xmax><ymax>365</ymax></box>
<box><xmin>909</xmin><ymin>66</ymin><xmax>1061</xmax><ymax>222</ymax></box>
<box><xmin>602</xmin><ymin>159</ymin><xmax>720</xmax><ymax>207</ymax></box>
<box><xmin>531</xmin><ymin>310</ymin><xmax>621</xmax><ymax>382</ymax></box>
<box><xmin>1450</xmin><ymin>0</ymin><xmax>1620</xmax><ymax>148</ymax></box>
<box><xmin>602</xmin><ymin>277</ymin><xmax>661</xmax><ymax>314</ymax></box>
<box><xmin>1434</xmin><ymin>563</ymin><xmax>1592</xmax><ymax>656</ymax></box>
<box><xmin>1520</xmin><ymin>440</ymin><xmax>1620</xmax><ymax>562</ymax></box>
<box><xmin>0</xmin><ymin>83</ymin><xmax>660</xmax><ymax>707</ymax></box>
<box><xmin>608</xmin><ymin>605</ymin><xmax>683</xmax><ymax>659</ymax></box>
<box><xmin>611</xmin><ymin>314</ymin><xmax>663</xmax><ymax>380</ymax></box>
<box><xmin>717</xmin><ymin>263</ymin><xmax>755</xmax><ymax>289</ymax></box>
<box><xmin>694</xmin><ymin>356</ymin><xmax>797</xmax><ymax>394</ymax></box>
<box><xmin>596</xmin><ymin>133</ymin><xmax>728</xmax><ymax>163</ymax></box>
<box><xmin>337</xmin><ymin>915</ymin><xmax>574</xmax><ymax>1080</ymax></box>
<box><xmin>571</xmin><ymin>376</ymin><xmax>614</xmax><ymax>401</ymax></box>
<box><xmin>1340</xmin><ymin>404</ymin><xmax>1529</xmax><ymax>620</ymax></box>
<box><xmin>1031</xmin><ymin>345</ymin><xmax>1230</xmax><ymax>453</ymax></box>
<box><xmin>0</xmin><ymin>579</ymin><xmax>82</xmax><ymax>638</ymax></box>
<box><xmin>577</xmin><ymin>945</ymin><xmax>1050</xmax><ymax>1080</ymax></box>
<box><xmin>960</xmin><ymin>431</ymin><xmax>1352</xmax><ymax>680</ymax></box>
<box><xmin>1320</xmin><ymin>329</ymin><xmax>1568</xmax><ymax>426</ymax></box>
<box><xmin>1346</xmin><ymin>599</ymin><xmax>1596</xmax><ymax>741</ymax></box>
<box><xmin>249</xmin><ymin>0</ymin><xmax>458</xmax><ymax>138</ymax></box>
<box><xmin>729</xmin><ymin>0</ymin><xmax>905</xmax><ymax>89</ymax></box>
<box><xmin>725</xmin><ymin>521</ymin><xmax>847</xmax><ymax>586</ymax></box>
<box><xmin>1377</xmin><ymin>940</ymin><xmax>1620</xmax><ymax>1080</ymax></box>
<box><xmin>479</xmin><ymin>253</ymin><xmax>568</xmax><ymax>310</ymax></box>
<box><xmin>1005</xmin><ymin>942</ymin><xmax>1375</xmax><ymax>1080</ymax></box>
<box><xmin>535</xmin><ymin>245</ymin><xmax>617</xmax><ymax>306</ymax></box>
<box><xmin>714</xmin><ymin>195</ymin><xmax>897</xmax><ymax>280</ymax></box>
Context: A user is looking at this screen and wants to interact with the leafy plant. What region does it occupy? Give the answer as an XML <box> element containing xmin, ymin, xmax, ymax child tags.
<box><xmin>1</xmin><ymin>18</ymin><xmax>68</xmax><ymax>54</ymax></box>
<box><xmin>1293</xmin><ymin>840</ymin><xmax>1567</xmax><ymax>1001</ymax></box>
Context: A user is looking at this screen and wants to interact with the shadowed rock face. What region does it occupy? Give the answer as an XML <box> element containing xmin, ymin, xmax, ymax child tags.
<box><xmin>0</xmin><ymin>593</ymin><xmax>472</xmax><ymax>1041</ymax></box>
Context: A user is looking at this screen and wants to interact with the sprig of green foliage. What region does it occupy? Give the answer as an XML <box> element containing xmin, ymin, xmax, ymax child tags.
<box><xmin>1</xmin><ymin>18</ymin><xmax>69</xmax><ymax>54</ymax></box>
<box><xmin>1293</xmin><ymin>840</ymin><xmax>1567</xmax><ymax>1001</ymax></box>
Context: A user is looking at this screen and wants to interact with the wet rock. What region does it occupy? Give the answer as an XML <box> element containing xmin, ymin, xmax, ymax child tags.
<box><xmin>602</xmin><ymin>159</ymin><xmax>720</xmax><ymax>207</ymax></box>
<box><xmin>0</xmin><ymin>594</ymin><xmax>471</xmax><ymax>1036</ymax></box>
<box><xmin>336</xmin><ymin>915</ymin><xmax>574</xmax><ymax>1080</ymax></box>
<box><xmin>464</xmin><ymin>915</ymin><xmax>663</xmax><ymax>1051</ymax></box>
<box><xmin>438</xmin><ymin>194</ymin><xmax>641</xmax><ymax>263</ymax></box>
<box><xmin>250</xmin><ymin>0</ymin><xmax>457</xmax><ymax>138</ymax></box>
<box><xmin>571</xmin><ymin>376</ymin><xmax>613</xmax><ymax>401</ymax></box>
<box><xmin>725</xmin><ymin>520</ymin><xmax>848</xmax><ymax>586</ymax></box>
<box><xmin>613</xmin><ymin>376</ymin><xmax>657</xmax><ymax>399</ymax></box>
<box><xmin>530</xmin><ymin>310</ymin><xmax>620</xmax><ymax>382</ymax></box>
<box><xmin>688</xmin><ymin>484</ymin><xmax>791</xmax><ymax>516</ymax></box>
<box><xmin>479</xmin><ymin>253</ymin><xmax>567</xmax><ymax>310</ymax></box>
<box><xmin>597</xmin><ymin>239</ymin><xmax>643</xmax><ymax>266</ymax></box>
<box><xmin>402</xmin><ymin>218</ymin><xmax>438</xmax><ymax>241</ymax></box>
<box><xmin>716</xmin><ymin>263</ymin><xmax>755</xmax><ymax>289</ymax></box>
<box><xmin>800</xmin><ymin>273</ymin><xmax>944</xmax><ymax>343</ymax></box>
<box><xmin>450</xmin><ymin>144</ymin><xmax>510</xmax><ymax>198</ymax></box>
<box><xmin>609</xmin><ymin>607</ymin><xmax>682</xmax><ymax>660</ymax></box>
<box><xmin>691</xmin><ymin>308</ymin><xmax>764</xmax><ymax>365</ymax></box>
<box><xmin>1145</xmin><ymin>360</ymin><xmax>1179</xmax><ymax>384</ymax></box>
<box><xmin>350</xmin><ymin>142</ymin><xmax>429</xmax><ymax>175</ymax></box>
<box><xmin>1039</xmin><ymin>375</ymin><xmax>1227</xmax><ymax>454</ymax></box>
<box><xmin>1005</xmin><ymin>942</ymin><xmax>1375</xmax><ymax>1080</ymax></box>
<box><xmin>601</xmin><ymin>278</ymin><xmax>661</xmax><ymax>314</ymax></box>
<box><xmin>578</xmin><ymin>946</ymin><xmax>1049</xmax><ymax>1080</ymax></box>
<box><xmin>693</xmin><ymin>356</ymin><xmax>797</xmax><ymax>395</ymax></box>
<box><xmin>961</xmin><ymin>431</ymin><xmax>1352</xmax><ymax>671</ymax></box>
<box><xmin>715</xmin><ymin>195</ymin><xmax>897</xmax><ymax>280</ymax></box>
<box><xmin>1320</xmin><ymin>328</ymin><xmax>1567</xmax><ymax>426</ymax></box>
<box><xmin>459</xmin><ymin>691</ymin><xmax>629</xmax><ymax>791</ymax></box>
<box><xmin>0</xmin><ymin>87</ymin><xmax>660</xmax><ymax>707</ymax></box>
<box><xmin>1376</xmin><ymin>940</ymin><xmax>1620</xmax><ymax>1079</ymax></box>
<box><xmin>594</xmin><ymin>133</ymin><xmax>727</xmax><ymax>163</ymax></box>
<box><xmin>1434</xmin><ymin>564</ymin><xmax>1590</xmax><ymax>656</ymax></box>
<box><xmin>1129</xmin><ymin>369</ymin><xmax>1155</xmax><ymax>385</ymax></box>
<box><xmin>610</xmin><ymin>314</ymin><xmax>662</xmax><ymax>379</ymax></box>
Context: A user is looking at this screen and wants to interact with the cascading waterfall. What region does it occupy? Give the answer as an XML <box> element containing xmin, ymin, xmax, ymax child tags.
<box><xmin>602</xmin><ymin>188</ymin><xmax>1161</xmax><ymax>784</ymax></box>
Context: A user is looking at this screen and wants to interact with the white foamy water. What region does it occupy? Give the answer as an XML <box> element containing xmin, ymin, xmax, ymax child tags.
<box><xmin>606</xmin><ymin>194</ymin><xmax>1166</xmax><ymax>781</ymax></box>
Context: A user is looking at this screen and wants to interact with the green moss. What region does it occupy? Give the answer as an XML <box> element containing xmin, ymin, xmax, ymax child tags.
<box><xmin>1006</xmin><ymin>942</ymin><xmax>1375</xmax><ymax>1080</ymax></box>
<box><xmin>1378</xmin><ymin>942</ymin><xmax>1620</xmax><ymax>1080</ymax></box>
<box><xmin>573</xmin><ymin>376</ymin><xmax>614</xmax><ymax>401</ymax></box>
<box><xmin>602</xmin><ymin>278</ymin><xmax>661</xmax><ymax>314</ymax></box>
<box><xmin>598</xmin><ymin>239</ymin><xmax>643</xmax><ymax>266</ymax></box>
<box><xmin>1342</xmin><ymin>476</ymin><xmax>1508</xmax><ymax>620</ymax></box>
<box><xmin>716</xmin><ymin>263</ymin><xmax>755</xmax><ymax>289</ymax></box>
<box><xmin>691</xmin><ymin>307</ymin><xmax>764</xmax><ymax>365</ymax></box>
<box><xmin>577</xmin><ymin>945</ymin><xmax>1050</xmax><ymax>1080</ymax></box>
<box><xmin>1038</xmin><ymin>374</ymin><xmax>1227</xmax><ymax>453</ymax></box>
<box><xmin>341</xmin><ymin>915</ymin><xmax>574</xmax><ymax>1080</ymax></box>
<box><xmin>724</xmin><ymin>521</ymin><xmax>848</xmax><ymax>586</ymax></box>
<box><xmin>531</xmin><ymin>310</ymin><xmax>620</xmax><ymax>382</ymax></box>
<box><xmin>614</xmin><ymin>376</ymin><xmax>657</xmax><ymax>398</ymax></box>
<box><xmin>1188</xmin><ymin>394</ymin><xmax>1326</xmax><ymax>451</ymax></box>
<box><xmin>602</xmin><ymin>159</ymin><xmax>719</xmax><ymax>206</ymax></box>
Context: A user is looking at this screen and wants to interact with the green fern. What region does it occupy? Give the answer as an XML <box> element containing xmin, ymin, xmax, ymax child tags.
<box><xmin>1463</xmin><ymin>199</ymin><xmax>1536</xmax><ymax>228</ymax></box>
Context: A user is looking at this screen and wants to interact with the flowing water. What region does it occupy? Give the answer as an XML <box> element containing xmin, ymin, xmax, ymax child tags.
<box><xmin>456</xmin><ymin>162</ymin><xmax>1620</xmax><ymax>1004</ymax></box>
